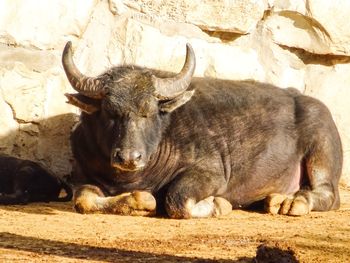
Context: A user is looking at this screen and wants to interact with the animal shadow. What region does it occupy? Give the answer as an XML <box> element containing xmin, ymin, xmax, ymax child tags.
<box><xmin>0</xmin><ymin>232</ymin><xmax>255</xmax><ymax>262</ymax></box>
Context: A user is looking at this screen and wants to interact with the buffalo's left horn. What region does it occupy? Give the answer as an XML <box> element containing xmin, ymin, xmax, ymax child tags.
<box><xmin>152</xmin><ymin>43</ymin><xmax>196</xmax><ymax>100</ymax></box>
<box><xmin>62</xmin><ymin>41</ymin><xmax>104</xmax><ymax>99</ymax></box>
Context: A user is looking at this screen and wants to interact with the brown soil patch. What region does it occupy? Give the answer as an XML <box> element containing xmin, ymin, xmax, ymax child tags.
<box><xmin>1</xmin><ymin>187</ymin><xmax>349</xmax><ymax>262</ymax></box>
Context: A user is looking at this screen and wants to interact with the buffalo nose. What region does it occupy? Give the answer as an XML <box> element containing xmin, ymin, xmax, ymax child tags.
<box><xmin>116</xmin><ymin>150</ymin><xmax>142</xmax><ymax>163</ymax></box>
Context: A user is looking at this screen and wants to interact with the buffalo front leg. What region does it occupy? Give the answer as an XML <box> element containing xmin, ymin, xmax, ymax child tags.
<box><xmin>165</xmin><ymin>169</ymin><xmax>232</xmax><ymax>219</ymax></box>
<box><xmin>73</xmin><ymin>184</ymin><xmax>156</xmax><ymax>216</ymax></box>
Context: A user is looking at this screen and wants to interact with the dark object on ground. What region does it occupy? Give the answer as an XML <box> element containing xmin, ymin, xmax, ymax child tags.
<box><xmin>0</xmin><ymin>155</ymin><xmax>72</xmax><ymax>204</ymax></box>
<box><xmin>255</xmin><ymin>242</ymin><xmax>299</xmax><ymax>263</ymax></box>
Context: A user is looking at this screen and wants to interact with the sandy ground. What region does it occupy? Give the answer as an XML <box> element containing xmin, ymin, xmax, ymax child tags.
<box><xmin>0</xmin><ymin>187</ymin><xmax>349</xmax><ymax>263</ymax></box>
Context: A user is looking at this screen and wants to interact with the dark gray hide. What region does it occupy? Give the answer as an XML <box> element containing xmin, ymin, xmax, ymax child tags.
<box><xmin>0</xmin><ymin>155</ymin><xmax>72</xmax><ymax>204</ymax></box>
<box><xmin>62</xmin><ymin>41</ymin><xmax>342</xmax><ymax>218</ymax></box>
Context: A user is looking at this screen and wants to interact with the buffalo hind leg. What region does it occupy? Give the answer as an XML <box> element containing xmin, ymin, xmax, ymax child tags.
<box><xmin>165</xmin><ymin>169</ymin><xmax>232</xmax><ymax>219</ymax></box>
<box><xmin>73</xmin><ymin>184</ymin><xmax>156</xmax><ymax>216</ymax></box>
<box><xmin>266</xmin><ymin>97</ymin><xmax>342</xmax><ymax>216</ymax></box>
<box><xmin>266</xmin><ymin>153</ymin><xmax>341</xmax><ymax>216</ymax></box>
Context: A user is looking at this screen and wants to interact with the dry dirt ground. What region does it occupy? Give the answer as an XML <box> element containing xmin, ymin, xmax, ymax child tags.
<box><xmin>0</xmin><ymin>187</ymin><xmax>349</xmax><ymax>263</ymax></box>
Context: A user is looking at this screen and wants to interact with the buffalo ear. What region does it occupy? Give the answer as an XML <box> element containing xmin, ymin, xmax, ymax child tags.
<box><xmin>65</xmin><ymin>93</ymin><xmax>101</xmax><ymax>114</ymax></box>
<box><xmin>159</xmin><ymin>90</ymin><xmax>195</xmax><ymax>113</ymax></box>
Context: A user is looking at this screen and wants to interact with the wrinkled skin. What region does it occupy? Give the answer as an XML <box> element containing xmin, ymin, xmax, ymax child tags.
<box><xmin>64</xmin><ymin>44</ymin><xmax>342</xmax><ymax>219</ymax></box>
<box><xmin>0</xmin><ymin>155</ymin><xmax>72</xmax><ymax>204</ymax></box>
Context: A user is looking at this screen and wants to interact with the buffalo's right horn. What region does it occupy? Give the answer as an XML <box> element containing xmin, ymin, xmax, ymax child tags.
<box><xmin>62</xmin><ymin>41</ymin><xmax>104</xmax><ymax>99</ymax></box>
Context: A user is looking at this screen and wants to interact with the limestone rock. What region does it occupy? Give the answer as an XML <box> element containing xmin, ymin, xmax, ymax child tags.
<box><xmin>0</xmin><ymin>48</ymin><xmax>78</xmax><ymax>176</ymax></box>
<box><xmin>0</xmin><ymin>44</ymin><xmax>58</xmax><ymax>72</ymax></box>
<box><xmin>0</xmin><ymin>97</ymin><xmax>19</xmax><ymax>153</ymax></box>
<box><xmin>249</xmin><ymin>22</ymin><xmax>306</xmax><ymax>91</ymax></box>
<box><xmin>268</xmin><ymin>0</ymin><xmax>306</xmax><ymax>13</ymax></box>
<box><xmin>306</xmin><ymin>0</ymin><xmax>350</xmax><ymax>55</ymax></box>
<box><xmin>109</xmin><ymin>0</ymin><xmax>265</xmax><ymax>34</ymax></box>
<box><xmin>1</xmin><ymin>63</ymin><xmax>46</xmax><ymax>123</ymax></box>
<box><xmin>0</xmin><ymin>0</ymin><xmax>99</xmax><ymax>49</ymax></box>
<box><xmin>78</xmin><ymin>16</ymin><xmax>265</xmax><ymax>81</ymax></box>
<box><xmin>266</xmin><ymin>0</ymin><xmax>350</xmax><ymax>55</ymax></box>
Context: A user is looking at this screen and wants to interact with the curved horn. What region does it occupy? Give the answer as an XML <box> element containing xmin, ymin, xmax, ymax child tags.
<box><xmin>62</xmin><ymin>41</ymin><xmax>104</xmax><ymax>99</ymax></box>
<box><xmin>152</xmin><ymin>43</ymin><xmax>196</xmax><ymax>100</ymax></box>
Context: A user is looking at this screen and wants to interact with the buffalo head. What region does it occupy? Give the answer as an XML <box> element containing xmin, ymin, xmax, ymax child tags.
<box><xmin>62</xmin><ymin>42</ymin><xmax>196</xmax><ymax>172</ymax></box>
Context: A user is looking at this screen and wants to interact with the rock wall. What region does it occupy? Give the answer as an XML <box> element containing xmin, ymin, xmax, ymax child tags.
<box><xmin>0</xmin><ymin>0</ymin><xmax>349</xmax><ymax>185</ymax></box>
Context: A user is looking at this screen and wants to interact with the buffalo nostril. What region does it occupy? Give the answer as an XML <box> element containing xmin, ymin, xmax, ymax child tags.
<box><xmin>115</xmin><ymin>151</ymin><xmax>125</xmax><ymax>163</ymax></box>
<box><xmin>130</xmin><ymin>151</ymin><xmax>142</xmax><ymax>162</ymax></box>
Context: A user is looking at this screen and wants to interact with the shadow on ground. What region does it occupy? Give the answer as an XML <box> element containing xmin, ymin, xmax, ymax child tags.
<box><xmin>0</xmin><ymin>232</ymin><xmax>258</xmax><ymax>262</ymax></box>
<box><xmin>0</xmin><ymin>201</ymin><xmax>74</xmax><ymax>215</ymax></box>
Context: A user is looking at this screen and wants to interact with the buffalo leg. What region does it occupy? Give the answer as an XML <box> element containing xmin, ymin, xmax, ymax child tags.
<box><xmin>165</xmin><ymin>169</ymin><xmax>232</xmax><ymax>219</ymax></box>
<box><xmin>73</xmin><ymin>184</ymin><xmax>156</xmax><ymax>216</ymax></box>
<box><xmin>266</xmin><ymin>149</ymin><xmax>341</xmax><ymax>216</ymax></box>
<box><xmin>266</xmin><ymin>97</ymin><xmax>342</xmax><ymax>216</ymax></box>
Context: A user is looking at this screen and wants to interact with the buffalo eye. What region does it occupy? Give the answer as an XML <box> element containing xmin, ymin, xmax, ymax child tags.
<box><xmin>138</xmin><ymin>101</ymin><xmax>157</xmax><ymax>118</ymax></box>
<box><xmin>138</xmin><ymin>109</ymin><xmax>151</xmax><ymax>118</ymax></box>
<box><xmin>101</xmin><ymin>116</ymin><xmax>116</xmax><ymax>132</ymax></box>
<box><xmin>102</xmin><ymin>87</ymin><xmax>111</xmax><ymax>96</ymax></box>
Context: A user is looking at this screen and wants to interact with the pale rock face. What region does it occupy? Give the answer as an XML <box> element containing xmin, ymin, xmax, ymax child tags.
<box><xmin>0</xmin><ymin>98</ymin><xmax>19</xmax><ymax>153</ymax></box>
<box><xmin>0</xmin><ymin>0</ymin><xmax>349</xmax><ymax>185</ymax></box>
<box><xmin>121</xmin><ymin>19</ymin><xmax>265</xmax><ymax>80</ymax></box>
<box><xmin>109</xmin><ymin>0</ymin><xmax>266</xmax><ymax>34</ymax></box>
<box><xmin>73</xmin><ymin>1</ymin><xmax>117</xmax><ymax>75</ymax></box>
<box><xmin>0</xmin><ymin>0</ymin><xmax>99</xmax><ymax>49</ymax></box>
<box><xmin>78</xmin><ymin>11</ymin><xmax>265</xmax><ymax>81</ymax></box>
<box><xmin>202</xmin><ymin>43</ymin><xmax>265</xmax><ymax>81</ymax></box>
<box><xmin>267</xmin><ymin>0</ymin><xmax>350</xmax><ymax>55</ymax></box>
<box><xmin>306</xmin><ymin>0</ymin><xmax>350</xmax><ymax>55</ymax></box>
<box><xmin>0</xmin><ymin>44</ymin><xmax>58</xmax><ymax>72</ymax></box>
<box><xmin>249</xmin><ymin>22</ymin><xmax>306</xmax><ymax>91</ymax></box>
<box><xmin>268</xmin><ymin>0</ymin><xmax>306</xmax><ymax>13</ymax></box>
<box><xmin>1</xmin><ymin>63</ymin><xmax>46</xmax><ymax>122</ymax></box>
<box><xmin>0</xmin><ymin>44</ymin><xmax>77</xmax><ymax>175</ymax></box>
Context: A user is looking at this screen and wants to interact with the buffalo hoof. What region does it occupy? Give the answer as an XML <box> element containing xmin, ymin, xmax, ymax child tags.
<box><xmin>213</xmin><ymin>197</ymin><xmax>233</xmax><ymax>216</ymax></box>
<box><xmin>73</xmin><ymin>184</ymin><xmax>105</xmax><ymax>214</ymax></box>
<box><xmin>107</xmin><ymin>191</ymin><xmax>156</xmax><ymax>216</ymax></box>
<box><xmin>179</xmin><ymin>196</ymin><xmax>232</xmax><ymax>219</ymax></box>
<box><xmin>73</xmin><ymin>185</ymin><xmax>156</xmax><ymax>216</ymax></box>
<box><xmin>285</xmin><ymin>196</ymin><xmax>310</xmax><ymax>216</ymax></box>
<box><xmin>265</xmin><ymin>193</ymin><xmax>310</xmax><ymax>216</ymax></box>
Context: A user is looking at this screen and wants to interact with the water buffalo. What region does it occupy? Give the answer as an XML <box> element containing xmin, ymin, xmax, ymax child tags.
<box><xmin>62</xmin><ymin>41</ymin><xmax>342</xmax><ymax>218</ymax></box>
<box><xmin>0</xmin><ymin>155</ymin><xmax>72</xmax><ymax>204</ymax></box>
